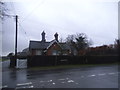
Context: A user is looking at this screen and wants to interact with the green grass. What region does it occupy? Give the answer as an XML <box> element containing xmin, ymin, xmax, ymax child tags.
<box><xmin>29</xmin><ymin>63</ymin><xmax>118</xmax><ymax>71</ymax></box>
<box><xmin>0</xmin><ymin>58</ymin><xmax>9</xmax><ymax>62</ymax></box>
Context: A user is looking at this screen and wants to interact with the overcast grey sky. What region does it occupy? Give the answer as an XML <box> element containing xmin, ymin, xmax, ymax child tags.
<box><xmin>1</xmin><ymin>0</ymin><xmax>119</xmax><ymax>56</ymax></box>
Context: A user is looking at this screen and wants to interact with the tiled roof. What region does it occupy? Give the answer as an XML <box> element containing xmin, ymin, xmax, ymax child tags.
<box><xmin>29</xmin><ymin>41</ymin><xmax>50</xmax><ymax>50</ymax></box>
<box><xmin>29</xmin><ymin>40</ymin><xmax>70</xmax><ymax>50</ymax></box>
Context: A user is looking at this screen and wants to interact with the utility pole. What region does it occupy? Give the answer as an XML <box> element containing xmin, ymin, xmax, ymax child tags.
<box><xmin>15</xmin><ymin>15</ymin><xmax>18</xmax><ymax>64</ymax></box>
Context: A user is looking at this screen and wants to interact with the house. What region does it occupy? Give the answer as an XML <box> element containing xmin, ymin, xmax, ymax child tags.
<box><xmin>17</xmin><ymin>48</ymin><xmax>29</xmax><ymax>57</ymax></box>
<box><xmin>29</xmin><ymin>31</ymin><xmax>71</xmax><ymax>56</ymax></box>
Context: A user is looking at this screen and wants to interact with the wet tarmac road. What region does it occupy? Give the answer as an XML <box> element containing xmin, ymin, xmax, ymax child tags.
<box><xmin>1</xmin><ymin>60</ymin><xmax>119</xmax><ymax>88</ymax></box>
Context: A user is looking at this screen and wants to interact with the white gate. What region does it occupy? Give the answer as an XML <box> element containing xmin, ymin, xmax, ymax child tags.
<box><xmin>16</xmin><ymin>59</ymin><xmax>27</xmax><ymax>68</ymax></box>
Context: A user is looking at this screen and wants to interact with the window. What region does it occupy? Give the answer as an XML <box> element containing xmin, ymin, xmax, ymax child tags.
<box><xmin>52</xmin><ymin>50</ymin><xmax>61</xmax><ymax>55</ymax></box>
<box><xmin>36</xmin><ymin>50</ymin><xmax>42</xmax><ymax>55</ymax></box>
<box><xmin>63</xmin><ymin>53</ymin><xmax>68</xmax><ymax>55</ymax></box>
<box><xmin>52</xmin><ymin>50</ymin><xmax>57</xmax><ymax>55</ymax></box>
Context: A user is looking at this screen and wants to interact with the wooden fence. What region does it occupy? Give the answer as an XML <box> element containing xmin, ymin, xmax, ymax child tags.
<box><xmin>10</xmin><ymin>55</ymin><xmax>119</xmax><ymax>68</ymax></box>
<box><xmin>27</xmin><ymin>55</ymin><xmax>119</xmax><ymax>67</ymax></box>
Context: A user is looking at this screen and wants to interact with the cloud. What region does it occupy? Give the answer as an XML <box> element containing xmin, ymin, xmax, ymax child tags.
<box><xmin>2</xmin><ymin>0</ymin><xmax>118</xmax><ymax>55</ymax></box>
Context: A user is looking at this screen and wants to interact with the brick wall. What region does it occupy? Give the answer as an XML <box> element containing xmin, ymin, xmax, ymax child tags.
<box><xmin>46</xmin><ymin>43</ymin><xmax>62</xmax><ymax>55</ymax></box>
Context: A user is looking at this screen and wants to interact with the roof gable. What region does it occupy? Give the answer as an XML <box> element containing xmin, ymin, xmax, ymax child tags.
<box><xmin>46</xmin><ymin>40</ymin><xmax>62</xmax><ymax>50</ymax></box>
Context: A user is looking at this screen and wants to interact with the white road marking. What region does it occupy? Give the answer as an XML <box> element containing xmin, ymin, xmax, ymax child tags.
<box><xmin>47</xmin><ymin>80</ymin><xmax>53</xmax><ymax>82</ymax></box>
<box><xmin>108</xmin><ymin>73</ymin><xmax>116</xmax><ymax>75</ymax></box>
<box><xmin>40</xmin><ymin>81</ymin><xmax>46</xmax><ymax>83</ymax></box>
<box><xmin>17</xmin><ymin>82</ymin><xmax>32</xmax><ymax>86</ymax></box>
<box><xmin>50</xmin><ymin>80</ymin><xmax>52</xmax><ymax>82</ymax></box>
<box><xmin>88</xmin><ymin>74</ymin><xmax>96</xmax><ymax>77</ymax></box>
<box><xmin>16</xmin><ymin>82</ymin><xmax>33</xmax><ymax>89</ymax></box>
<box><xmin>68</xmin><ymin>80</ymin><xmax>74</xmax><ymax>83</ymax></box>
<box><xmin>82</xmin><ymin>72</ymin><xmax>118</xmax><ymax>78</ymax></box>
<box><xmin>91</xmin><ymin>75</ymin><xmax>96</xmax><ymax>76</ymax></box>
<box><xmin>52</xmin><ymin>82</ymin><xmax>55</xmax><ymax>85</ymax></box>
<box><xmin>29</xmin><ymin>85</ymin><xmax>34</xmax><ymax>88</ymax></box>
<box><xmin>40</xmin><ymin>80</ymin><xmax>53</xmax><ymax>83</ymax></box>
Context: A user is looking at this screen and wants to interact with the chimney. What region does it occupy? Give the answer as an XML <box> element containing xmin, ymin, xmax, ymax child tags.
<box><xmin>54</xmin><ymin>32</ymin><xmax>58</xmax><ymax>42</ymax></box>
<box><xmin>41</xmin><ymin>31</ymin><xmax>46</xmax><ymax>42</ymax></box>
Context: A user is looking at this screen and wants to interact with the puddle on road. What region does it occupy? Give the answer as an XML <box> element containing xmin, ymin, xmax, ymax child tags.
<box><xmin>98</xmin><ymin>73</ymin><xmax>106</xmax><ymax>76</ymax></box>
<box><xmin>58</xmin><ymin>79</ymin><xmax>65</xmax><ymax>81</ymax></box>
<box><xmin>61</xmin><ymin>82</ymin><xmax>65</xmax><ymax>83</ymax></box>
<box><xmin>81</xmin><ymin>76</ymin><xmax>84</xmax><ymax>78</ymax></box>
<box><xmin>1</xmin><ymin>85</ymin><xmax>8</xmax><ymax>88</ymax></box>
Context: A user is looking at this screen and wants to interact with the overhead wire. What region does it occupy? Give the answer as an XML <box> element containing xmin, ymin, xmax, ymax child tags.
<box><xmin>8</xmin><ymin>0</ymin><xmax>60</xmax><ymax>43</ymax></box>
<box><xmin>9</xmin><ymin>1</ymin><xmax>31</xmax><ymax>41</ymax></box>
<box><xmin>7</xmin><ymin>1</ymin><xmax>17</xmax><ymax>22</ymax></box>
<box><xmin>18</xmin><ymin>22</ymin><xmax>31</xmax><ymax>41</ymax></box>
<box><xmin>8</xmin><ymin>0</ymin><xmax>46</xmax><ymax>41</ymax></box>
<box><xmin>21</xmin><ymin>0</ymin><xmax>46</xmax><ymax>23</ymax></box>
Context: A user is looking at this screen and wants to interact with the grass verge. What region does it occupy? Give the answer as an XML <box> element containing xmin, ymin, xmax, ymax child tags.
<box><xmin>28</xmin><ymin>63</ymin><xmax>118</xmax><ymax>71</ymax></box>
<box><xmin>0</xmin><ymin>59</ymin><xmax>9</xmax><ymax>62</ymax></box>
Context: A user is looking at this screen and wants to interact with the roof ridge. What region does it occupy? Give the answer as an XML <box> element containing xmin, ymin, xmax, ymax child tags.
<box><xmin>30</xmin><ymin>40</ymin><xmax>50</xmax><ymax>43</ymax></box>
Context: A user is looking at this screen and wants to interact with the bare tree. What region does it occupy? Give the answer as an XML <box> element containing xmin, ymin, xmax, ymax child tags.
<box><xmin>66</xmin><ymin>33</ymin><xmax>92</xmax><ymax>55</ymax></box>
<box><xmin>66</xmin><ymin>34</ymin><xmax>77</xmax><ymax>55</ymax></box>
<box><xmin>59</xmin><ymin>37</ymin><xmax>64</xmax><ymax>43</ymax></box>
<box><xmin>114</xmin><ymin>39</ymin><xmax>120</xmax><ymax>54</ymax></box>
<box><xmin>75</xmin><ymin>33</ymin><xmax>92</xmax><ymax>50</ymax></box>
<box><xmin>0</xmin><ymin>1</ymin><xmax>9</xmax><ymax>19</ymax></box>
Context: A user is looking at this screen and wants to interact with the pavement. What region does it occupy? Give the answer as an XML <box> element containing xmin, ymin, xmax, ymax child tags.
<box><xmin>1</xmin><ymin>60</ymin><xmax>120</xmax><ymax>89</ymax></box>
